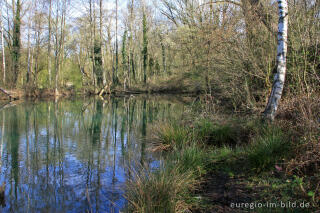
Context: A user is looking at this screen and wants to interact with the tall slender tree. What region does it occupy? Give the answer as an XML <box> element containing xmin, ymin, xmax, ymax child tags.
<box><xmin>0</xmin><ymin>1</ymin><xmax>6</xmax><ymax>86</ymax></box>
<box><xmin>264</xmin><ymin>0</ymin><xmax>288</xmax><ymax>120</ymax></box>
<box><xmin>11</xmin><ymin>0</ymin><xmax>21</xmax><ymax>88</ymax></box>
<box><xmin>47</xmin><ymin>0</ymin><xmax>52</xmax><ymax>86</ymax></box>
<box><xmin>129</xmin><ymin>0</ymin><xmax>135</xmax><ymax>82</ymax></box>
<box><xmin>114</xmin><ymin>0</ymin><xmax>119</xmax><ymax>84</ymax></box>
<box><xmin>100</xmin><ymin>0</ymin><xmax>106</xmax><ymax>86</ymax></box>
<box><xmin>142</xmin><ymin>3</ymin><xmax>148</xmax><ymax>84</ymax></box>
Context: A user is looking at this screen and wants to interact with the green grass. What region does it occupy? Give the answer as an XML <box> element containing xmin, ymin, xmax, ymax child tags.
<box><xmin>125</xmin><ymin>116</ymin><xmax>318</xmax><ymax>212</ymax></box>
<box><xmin>246</xmin><ymin>127</ymin><xmax>290</xmax><ymax>171</ymax></box>
<box><xmin>126</xmin><ymin>124</ymin><xmax>209</xmax><ymax>212</ymax></box>
<box><xmin>172</xmin><ymin>144</ymin><xmax>208</xmax><ymax>176</ymax></box>
<box><xmin>125</xmin><ymin>166</ymin><xmax>195</xmax><ymax>213</ymax></box>
<box><xmin>195</xmin><ymin>119</ymin><xmax>238</xmax><ymax>146</ymax></box>
<box><xmin>125</xmin><ymin>147</ymin><xmax>204</xmax><ymax>213</ymax></box>
<box><xmin>152</xmin><ymin>122</ymin><xmax>191</xmax><ymax>151</ymax></box>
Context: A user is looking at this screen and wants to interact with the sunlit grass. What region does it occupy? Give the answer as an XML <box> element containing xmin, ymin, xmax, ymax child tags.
<box><xmin>150</xmin><ymin>122</ymin><xmax>191</xmax><ymax>151</ymax></box>
<box><xmin>125</xmin><ymin>163</ymin><xmax>199</xmax><ymax>213</ymax></box>
<box><xmin>126</xmin><ymin>116</ymin><xmax>306</xmax><ymax>212</ymax></box>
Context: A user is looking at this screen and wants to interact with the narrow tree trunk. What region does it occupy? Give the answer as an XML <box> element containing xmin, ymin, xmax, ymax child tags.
<box><xmin>264</xmin><ymin>0</ymin><xmax>288</xmax><ymax>120</ymax></box>
<box><xmin>34</xmin><ymin>3</ymin><xmax>41</xmax><ymax>86</ymax></box>
<box><xmin>54</xmin><ymin>0</ymin><xmax>60</xmax><ymax>96</ymax></box>
<box><xmin>0</xmin><ymin>8</ymin><xmax>6</xmax><ymax>86</ymax></box>
<box><xmin>128</xmin><ymin>0</ymin><xmax>134</xmax><ymax>85</ymax></box>
<box><xmin>26</xmin><ymin>17</ymin><xmax>31</xmax><ymax>84</ymax></box>
<box><xmin>48</xmin><ymin>0</ymin><xmax>52</xmax><ymax>86</ymax></box>
<box><xmin>60</xmin><ymin>2</ymin><xmax>66</xmax><ymax>87</ymax></box>
<box><xmin>89</xmin><ymin>0</ymin><xmax>96</xmax><ymax>89</ymax></box>
<box><xmin>100</xmin><ymin>0</ymin><xmax>106</xmax><ymax>86</ymax></box>
<box><xmin>115</xmin><ymin>0</ymin><xmax>119</xmax><ymax>84</ymax></box>
<box><xmin>159</xmin><ymin>34</ymin><xmax>166</xmax><ymax>74</ymax></box>
<box><xmin>142</xmin><ymin>10</ymin><xmax>148</xmax><ymax>84</ymax></box>
<box><xmin>93</xmin><ymin>0</ymin><xmax>97</xmax><ymax>89</ymax></box>
<box><xmin>121</xmin><ymin>29</ymin><xmax>128</xmax><ymax>89</ymax></box>
<box><xmin>12</xmin><ymin>0</ymin><xmax>21</xmax><ymax>88</ymax></box>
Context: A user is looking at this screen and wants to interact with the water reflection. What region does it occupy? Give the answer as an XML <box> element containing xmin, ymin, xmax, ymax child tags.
<box><xmin>0</xmin><ymin>96</ymin><xmax>187</xmax><ymax>212</ymax></box>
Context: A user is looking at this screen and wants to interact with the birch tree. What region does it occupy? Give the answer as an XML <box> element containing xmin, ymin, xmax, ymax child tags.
<box><xmin>264</xmin><ymin>0</ymin><xmax>288</xmax><ymax>120</ymax></box>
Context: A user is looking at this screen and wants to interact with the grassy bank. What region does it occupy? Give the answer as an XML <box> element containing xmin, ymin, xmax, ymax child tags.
<box><xmin>125</xmin><ymin>95</ymin><xmax>320</xmax><ymax>212</ymax></box>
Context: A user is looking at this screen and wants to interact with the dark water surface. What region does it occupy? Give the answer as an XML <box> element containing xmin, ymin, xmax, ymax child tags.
<box><xmin>0</xmin><ymin>96</ymin><xmax>188</xmax><ymax>212</ymax></box>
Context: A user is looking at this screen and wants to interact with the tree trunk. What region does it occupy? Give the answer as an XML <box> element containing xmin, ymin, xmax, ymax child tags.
<box><xmin>89</xmin><ymin>0</ymin><xmax>96</xmax><ymax>89</ymax></box>
<box><xmin>263</xmin><ymin>0</ymin><xmax>288</xmax><ymax>120</ymax></box>
<box><xmin>26</xmin><ymin>16</ymin><xmax>31</xmax><ymax>84</ymax></box>
<box><xmin>128</xmin><ymin>0</ymin><xmax>134</xmax><ymax>85</ymax></box>
<box><xmin>142</xmin><ymin>8</ymin><xmax>148</xmax><ymax>84</ymax></box>
<box><xmin>60</xmin><ymin>2</ymin><xmax>66</xmax><ymax>87</ymax></box>
<box><xmin>54</xmin><ymin>0</ymin><xmax>60</xmax><ymax>96</ymax></box>
<box><xmin>100</xmin><ymin>0</ymin><xmax>106</xmax><ymax>86</ymax></box>
<box><xmin>114</xmin><ymin>0</ymin><xmax>119</xmax><ymax>84</ymax></box>
<box><xmin>0</xmin><ymin>7</ymin><xmax>6</xmax><ymax>86</ymax></box>
<box><xmin>48</xmin><ymin>0</ymin><xmax>52</xmax><ymax>87</ymax></box>
<box><xmin>11</xmin><ymin>0</ymin><xmax>21</xmax><ymax>88</ymax></box>
<box><xmin>159</xmin><ymin>34</ymin><xmax>166</xmax><ymax>74</ymax></box>
<box><xmin>33</xmin><ymin>2</ymin><xmax>41</xmax><ymax>87</ymax></box>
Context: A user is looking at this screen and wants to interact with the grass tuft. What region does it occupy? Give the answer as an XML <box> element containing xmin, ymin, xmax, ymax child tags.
<box><xmin>125</xmin><ymin>163</ymin><xmax>198</xmax><ymax>213</ymax></box>
<box><xmin>150</xmin><ymin>122</ymin><xmax>191</xmax><ymax>151</ymax></box>
<box><xmin>246</xmin><ymin>126</ymin><xmax>290</xmax><ymax>171</ymax></box>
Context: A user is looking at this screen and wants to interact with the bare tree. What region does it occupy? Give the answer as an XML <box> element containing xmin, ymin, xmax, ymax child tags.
<box><xmin>0</xmin><ymin>1</ymin><xmax>6</xmax><ymax>86</ymax></box>
<box><xmin>47</xmin><ymin>0</ymin><xmax>52</xmax><ymax>86</ymax></box>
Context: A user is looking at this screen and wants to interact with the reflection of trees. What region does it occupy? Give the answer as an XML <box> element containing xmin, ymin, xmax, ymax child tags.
<box><xmin>0</xmin><ymin>96</ymin><xmax>186</xmax><ymax>212</ymax></box>
<box><xmin>0</xmin><ymin>112</ymin><xmax>4</xmax><ymax>173</ymax></box>
<box><xmin>8</xmin><ymin>107</ymin><xmax>19</xmax><ymax>210</ymax></box>
<box><xmin>141</xmin><ymin>99</ymin><xmax>147</xmax><ymax>165</ymax></box>
<box><xmin>90</xmin><ymin>100</ymin><xmax>103</xmax><ymax>145</ymax></box>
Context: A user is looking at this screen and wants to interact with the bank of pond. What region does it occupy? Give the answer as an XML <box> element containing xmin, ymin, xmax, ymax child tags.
<box><xmin>0</xmin><ymin>95</ymin><xmax>318</xmax><ymax>212</ymax></box>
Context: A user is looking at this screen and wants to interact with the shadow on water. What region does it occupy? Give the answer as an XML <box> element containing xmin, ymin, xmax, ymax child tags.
<box><xmin>0</xmin><ymin>95</ymin><xmax>188</xmax><ymax>212</ymax></box>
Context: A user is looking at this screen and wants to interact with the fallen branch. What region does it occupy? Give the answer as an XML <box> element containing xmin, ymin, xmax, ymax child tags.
<box><xmin>0</xmin><ymin>88</ymin><xmax>16</xmax><ymax>100</ymax></box>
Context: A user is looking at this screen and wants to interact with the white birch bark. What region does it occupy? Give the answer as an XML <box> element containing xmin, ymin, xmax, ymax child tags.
<box><xmin>264</xmin><ymin>0</ymin><xmax>288</xmax><ymax>120</ymax></box>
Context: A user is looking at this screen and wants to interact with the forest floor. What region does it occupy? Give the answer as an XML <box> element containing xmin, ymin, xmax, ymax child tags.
<box><xmin>125</xmin><ymin>94</ymin><xmax>320</xmax><ymax>213</ymax></box>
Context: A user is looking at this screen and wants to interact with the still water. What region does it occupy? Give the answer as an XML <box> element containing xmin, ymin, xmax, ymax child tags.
<box><xmin>0</xmin><ymin>96</ymin><xmax>187</xmax><ymax>212</ymax></box>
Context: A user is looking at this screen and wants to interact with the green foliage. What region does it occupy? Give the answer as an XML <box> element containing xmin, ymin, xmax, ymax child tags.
<box><xmin>60</xmin><ymin>60</ymin><xmax>83</xmax><ymax>91</ymax></box>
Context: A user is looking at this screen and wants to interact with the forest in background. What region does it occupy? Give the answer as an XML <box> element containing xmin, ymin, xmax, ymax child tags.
<box><xmin>0</xmin><ymin>0</ymin><xmax>319</xmax><ymax>212</ymax></box>
<box><xmin>0</xmin><ymin>0</ymin><xmax>318</xmax><ymax>109</ymax></box>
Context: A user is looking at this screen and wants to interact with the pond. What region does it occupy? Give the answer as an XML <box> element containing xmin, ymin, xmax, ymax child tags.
<box><xmin>0</xmin><ymin>96</ymin><xmax>189</xmax><ymax>212</ymax></box>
